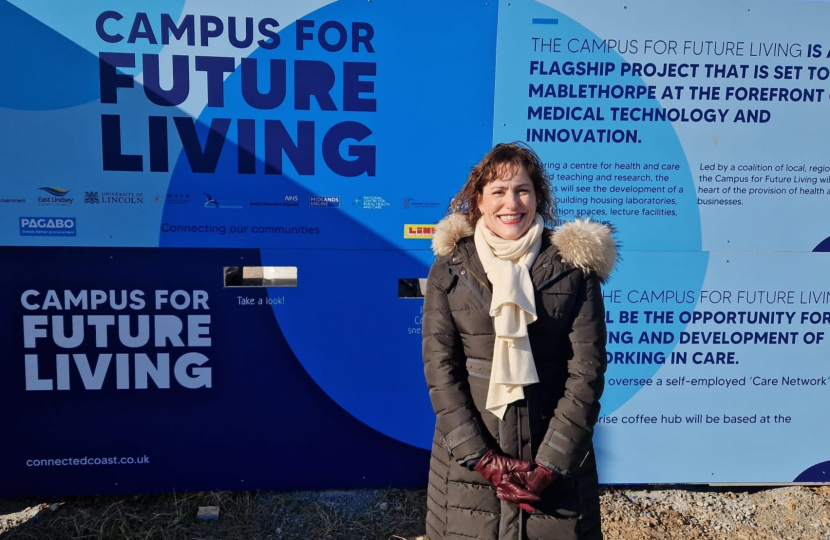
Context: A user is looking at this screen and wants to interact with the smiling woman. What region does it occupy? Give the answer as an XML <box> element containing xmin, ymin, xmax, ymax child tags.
<box><xmin>422</xmin><ymin>143</ymin><xmax>617</xmax><ymax>540</ymax></box>
<box><xmin>477</xmin><ymin>165</ymin><xmax>537</xmax><ymax>240</ymax></box>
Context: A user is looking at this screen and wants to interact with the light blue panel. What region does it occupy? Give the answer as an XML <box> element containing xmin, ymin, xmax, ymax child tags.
<box><xmin>494</xmin><ymin>0</ymin><xmax>830</xmax><ymax>482</ymax></box>
<box><xmin>526</xmin><ymin>0</ymin><xmax>830</xmax><ymax>253</ymax></box>
<box><xmin>596</xmin><ymin>251</ymin><xmax>830</xmax><ymax>483</ymax></box>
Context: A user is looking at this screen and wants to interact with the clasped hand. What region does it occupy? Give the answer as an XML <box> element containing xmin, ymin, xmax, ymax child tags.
<box><xmin>473</xmin><ymin>450</ymin><xmax>559</xmax><ymax>512</ymax></box>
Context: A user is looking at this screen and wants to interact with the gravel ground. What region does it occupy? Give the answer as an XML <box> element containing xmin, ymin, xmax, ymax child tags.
<box><xmin>1</xmin><ymin>486</ymin><xmax>828</xmax><ymax>539</ymax></box>
<box><xmin>600</xmin><ymin>485</ymin><xmax>830</xmax><ymax>540</ymax></box>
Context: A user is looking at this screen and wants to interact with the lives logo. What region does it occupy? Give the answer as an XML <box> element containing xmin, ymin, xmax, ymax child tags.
<box><xmin>19</xmin><ymin>217</ymin><xmax>77</xmax><ymax>237</ymax></box>
<box><xmin>84</xmin><ymin>191</ymin><xmax>144</xmax><ymax>204</ymax></box>
<box><xmin>203</xmin><ymin>193</ymin><xmax>242</xmax><ymax>210</ymax></box>
<box><xmin>37</xmin><ymin>187</ymin><xmax>73</xmax><ymax>206</ymax></box>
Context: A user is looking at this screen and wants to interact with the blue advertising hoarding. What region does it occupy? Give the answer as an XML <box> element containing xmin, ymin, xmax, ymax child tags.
<box><xmin>1</xmin><ymin>0</ymin><xmax>829</xmax><ymax>496</ymax></box>
<box><xmin>492</xmin><ymin>0</ymin><xmax>830</xmax><ymax>483</ymax></box>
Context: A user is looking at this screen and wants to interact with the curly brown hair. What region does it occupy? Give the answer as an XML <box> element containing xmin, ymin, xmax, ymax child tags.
<box><xmin>449</xmin><ymin>142</ymin><xmax>556</xmax><ymax>228</ymax></box>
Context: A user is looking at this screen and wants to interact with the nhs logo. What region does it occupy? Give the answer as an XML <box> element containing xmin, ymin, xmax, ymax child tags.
<box><xmin>19</xmin><ymin>217</ymin><xmax>76</xmax><ymax>237</ymax></box>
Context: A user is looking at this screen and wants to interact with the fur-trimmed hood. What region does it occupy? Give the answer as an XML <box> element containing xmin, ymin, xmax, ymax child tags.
<box><xmin>431</xmin><ymin>213</ymin><xmax>618</xmax><ymax>280</ymax></box>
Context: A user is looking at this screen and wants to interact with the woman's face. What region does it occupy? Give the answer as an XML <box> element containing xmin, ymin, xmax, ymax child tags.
<box><xmin>477</xmin><ymin>165</ymin><xmax>538</xmax><ymax>240</ymax></box>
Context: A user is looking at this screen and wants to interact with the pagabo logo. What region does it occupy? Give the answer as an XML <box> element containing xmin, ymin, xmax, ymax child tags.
<box><xmin>19</xmin><ymin>217</ymin><xmax>76</xmax><ymax>237</ymax></box>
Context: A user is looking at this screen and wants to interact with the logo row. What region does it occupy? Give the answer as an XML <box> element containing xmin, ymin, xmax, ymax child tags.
<box><xmin>18</xmin><ymin>217</ymin><xmax>440</xmax><ymax>240</ymax></box>
<box><xmin>1</xmin><ymin>188</ymin><xmax>154</xmax><ymax>206</ymax></box>
<box><xmin>2</xmin><ymin>189</ymin><xmax>446</xmax><ymax>211</ymax></box>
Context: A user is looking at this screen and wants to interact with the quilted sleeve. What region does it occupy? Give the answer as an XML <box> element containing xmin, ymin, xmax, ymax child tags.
<box><xmin>422</xmin><ymin>259</ymin><xmax>490</xmax><ymax>464</ymax></box>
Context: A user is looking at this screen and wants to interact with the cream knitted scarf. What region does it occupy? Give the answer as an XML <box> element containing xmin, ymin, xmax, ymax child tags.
<box><xmin>473</xmin><ymin>214</ymin><xmax>544</xmax><ymax>419</ymax></box>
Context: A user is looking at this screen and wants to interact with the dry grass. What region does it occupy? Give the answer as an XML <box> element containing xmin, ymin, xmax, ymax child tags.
<box><xmin>0</xmin><ymin>489</ymin><xmax>427</xmax><ymax>540</ymax></box>
<box><xmin>4</xmin><ymin>486</ymin><xmax>829</xmax><ymax>540</ymax></box>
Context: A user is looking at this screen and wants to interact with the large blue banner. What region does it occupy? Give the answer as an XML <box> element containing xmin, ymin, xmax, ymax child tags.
<box><xmin>2</xmin><ymin>0</ymin><xmax>829</xmax><ymax>496</ymax></box>
<box><xmin>492</xmin><ymin>0</ymin><xmax>830</xmax><ymax>483</ymax></box>
<box><xmin>0</xmin><ymin>0</ymin><xmax>496</xmax><ymax>496</ymax></box>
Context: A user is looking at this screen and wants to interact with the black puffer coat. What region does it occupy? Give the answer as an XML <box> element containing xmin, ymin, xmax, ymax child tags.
<box><xmin>422</xmin><ymin>214</ymin><xmax>617</xmax><ymax>540</ymax></box>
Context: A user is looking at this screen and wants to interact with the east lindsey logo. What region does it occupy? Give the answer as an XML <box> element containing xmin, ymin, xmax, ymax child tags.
<box><xmin>37</xmin><ymin>187</ymin><xmax>73</xmax><ymax>206</ymax></box>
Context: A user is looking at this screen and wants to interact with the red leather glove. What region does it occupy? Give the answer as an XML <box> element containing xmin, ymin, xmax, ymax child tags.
<box><xmin>496</xmin><ymin>480</ymin><xmax>539</xmax><ymax>513</ymax></box>
<box><xmin>497</xmin><ymin>464</ymin><xmax>559</xmax><ymax>512</ymax></box>
<box><xmin>473</xmin><ymin>450</ymin><xmax>541</xmax><ymax>512</ymax></box>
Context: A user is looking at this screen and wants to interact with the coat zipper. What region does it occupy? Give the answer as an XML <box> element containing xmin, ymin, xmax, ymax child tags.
<box><xmin>463</xmin><ymin>264</ymin><xmax>491</xmax><ymax>295</ymax></box>
<box><xmin>457</xmin><ymin>264</ymin><xmax>491</xmax><ymax>313</ymax></box>
<box><xmin>517</xmin><ymin>404</ymin><xmax>525</xmax><ymax>534</ymax></box>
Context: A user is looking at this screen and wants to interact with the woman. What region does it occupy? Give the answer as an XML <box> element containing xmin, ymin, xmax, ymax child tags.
<box><xmin>422</xmin><ymin>143</ymin><xmax>616</xmax><ymax>540</ymax></box>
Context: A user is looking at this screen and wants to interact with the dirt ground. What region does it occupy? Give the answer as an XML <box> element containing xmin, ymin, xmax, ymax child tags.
<box><xmin>1</xmin><ymin>485</ymin><xmax>828</xmax><ymax>539</ymax></box>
